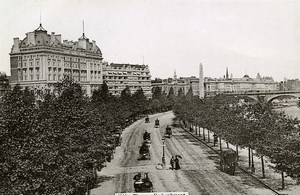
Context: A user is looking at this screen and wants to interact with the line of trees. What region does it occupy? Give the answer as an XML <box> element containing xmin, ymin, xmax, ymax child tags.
<box><xmin>0</xmin><ymin>79</ymin><xmax>173</xmax><ymax>195</ymax></box>
<box><xmin>4</xmin><ymin>78</ymin><xmax>298</xmax><ymax>193</ymax></box>
<box><xmin>173</xmin><ymin>94</ymin><xmax>300</xmax><ymax>185</ymax></box>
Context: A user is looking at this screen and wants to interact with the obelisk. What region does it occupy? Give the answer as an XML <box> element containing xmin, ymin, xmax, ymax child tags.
<box><xmin>199</xmin><ymin>63</ymin><xmax>204</xmax><ymax>98</ymax></box>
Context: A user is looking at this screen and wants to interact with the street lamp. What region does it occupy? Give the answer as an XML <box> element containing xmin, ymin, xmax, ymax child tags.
<box><xmin>162</xmin><ymin>137</ymin><xmax>165</xmax><ymax>166</ymax></box>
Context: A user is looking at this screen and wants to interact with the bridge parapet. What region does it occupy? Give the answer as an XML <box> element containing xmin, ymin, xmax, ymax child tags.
<box><xmin>221</xmin><ymin>91</ymin><xmax>300</xmax><ymax>104</ymax></box>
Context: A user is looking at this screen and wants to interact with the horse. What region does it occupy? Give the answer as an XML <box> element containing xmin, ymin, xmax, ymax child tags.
<box><xmin>133</xmin><ymin>172</ymin><xmax>153</xmax><ymax>192</ymax></box>
<box><xmin>143</xmin><ymin>131</ymin><xmax>151</xmax><ymax>141</ymax></box>
<box><xmin>133</xmin><ymin>172</ymin><xmax>141</xmax><ymax>181</ymax></box>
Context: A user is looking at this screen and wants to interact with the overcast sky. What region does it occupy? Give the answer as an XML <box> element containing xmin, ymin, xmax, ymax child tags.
<box><xmin>0</xmin><ymin>0</ymin><xmax>299</xmax><ymax>81</ymax></box>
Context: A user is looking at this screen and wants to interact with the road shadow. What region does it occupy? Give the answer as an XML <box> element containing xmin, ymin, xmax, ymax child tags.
<box><xmin>95</xmin><ymin>175</ymin><xmax>115</xmax><ymax>187</ymax></box>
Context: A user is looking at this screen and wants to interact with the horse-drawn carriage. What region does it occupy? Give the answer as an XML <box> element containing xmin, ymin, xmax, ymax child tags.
<box><xmin>154</xmin><ymin>119</ymin><xmax>160</xmax><ymax>128</ymax></box>
<box><xmin>113</xmin><ymin>132</ymin><xmax>122</xmax><ymax>146</ymax></box>
<box><xmin>139</xmin><ymin>142</ymin><xmax>150</xmax><ymax>160</ymax></box>
<box><xmin>220</xmin><ymin>148</ymin><xmax>238</xmax><ymax>175</ymax></box>
<box><xmin>113</xmin><ymin>126</ymin><xmax>122</xmax><ymax>146</ymax></box>
<box><xmin>143</xmin><ymin>131</ymin><xmax>151</xmax><ymax>145</ymax></box>
<box><xmin>133</xmin><ymin>172</ymin><xmax>153</xmax><ymax>192</ymax></box>
<box><xmin>145</xmin><ymin>116</ymin><xmax>150</xmax><ymax>123</ymax></box>
<box><xmin>165</xmin><ymin>125</ymin><xmax>172</xmax><ymax>138</ymax></box>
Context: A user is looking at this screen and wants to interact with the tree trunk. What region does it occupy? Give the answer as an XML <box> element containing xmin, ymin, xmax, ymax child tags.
<box><xmin>195</xmin><ymin>124</ymin><xmax>197</xmax><ymax>135</ymax></box>
<box><xmin>281</xmin><ymin>172</ymin><xmax>285</xmax><ymax>189</ymax></box>
<box><xmin>248</xmin><ymin>148</ymin><xmax>251</xmax><ymax>168</ymax></box>
<box><xmin>251</xmin><ymin>149</ymin><xmax>255</xmax><ymax>173</ymax></box>
<box><xmin>261</xmin><ymin>156</ymin><xmax>265</xmax><ymax>178</ymax></box>
<box><xmin>86</xmin><ymin>182</ymin><xmax>90</xmax><ymax>195</ymax></box>
<box><xmin>203</xmin><ymin>128</ymin><xmax>206</xmax><ymax>141</ymax></box>
<box><xmin>219</xmin><ymin>136</ymin><xmax>222</xmax><ymax>152</ymax></box>
<box><xmin>207</xmin><ymin>129</ymin><xmax>210</xmax><ymax>143</ymax></box>
<box><xmin>213</xmin><ymin>133</ymin><xmax>217</xmax><ymax>146</ymax></box>
<box><xmin>236</xmin><ymin>145</ymin><xmax>239</xmax><ymax>161</ymax></box>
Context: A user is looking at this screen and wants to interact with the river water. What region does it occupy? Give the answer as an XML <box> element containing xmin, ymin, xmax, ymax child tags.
<box><xmin>274</xmin><ymin>105</ymin><xmax>300</xmax><ymax>119</ymax></box>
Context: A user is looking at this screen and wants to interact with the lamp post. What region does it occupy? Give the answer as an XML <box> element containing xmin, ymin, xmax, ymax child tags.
<box><xmin>162</xmin><ymin>137</ymin><xmax>165</xmax><ymax>166</ymax></box>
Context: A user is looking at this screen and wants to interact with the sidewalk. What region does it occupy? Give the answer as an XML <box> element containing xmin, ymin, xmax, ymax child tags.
<box><xmin>184</xmin><ymin>122</ymin><xmax>300</xmax><ymax>195</ymax></box>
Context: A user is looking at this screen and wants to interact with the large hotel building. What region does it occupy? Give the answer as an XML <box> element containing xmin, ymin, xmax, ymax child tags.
<box><xmin>10</xmin><ymin>24</ymin><xmax>103</xmax><ymax>96</ymax></box>
<box><xmin>102</xmin><ymin>62</ymin><xmax>152</xmax><ymax>97</ymax></box>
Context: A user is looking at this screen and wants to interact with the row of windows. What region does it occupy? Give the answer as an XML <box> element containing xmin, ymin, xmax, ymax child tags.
<box><xmin>104</xmin><ymin>76</ymin><xmax>150</xmax><ymax>80</ymax></box>
<box><xmin>104</xmin><ymin>66</ymin><xmax>147</xmax><ymax>71</ymax></box>
<box><xmin>19</xmin><ymin>69</ymin><xmax>40</xmax><ymax>75</ymax></box>
<box><xmin>19</xmin><ymin>54</ymin><xmax>100</xmax><ymax>64</ymax></box>
<box><xmin>19</xmin><ymin>59</ymin><xmax>101</xmax><ymax>71</ymax></box>
<box><xmin>106</xmin><ymin>72</ymin><xmax>149</xmax><ymax>76</ymax></box>
<box><xmin>20</xmin><ymin>60</ymin><xmax>40</xmax><ymax>68</ymax></box>
<box><xmin>19</xmin><ymin>74</ymin><xmax>40</xmax><ymax>81</ymax></box>
<box><xmin>106</xmin><ymin>81</ymin><xmax>150</xmax><ymax>86</ymax></box>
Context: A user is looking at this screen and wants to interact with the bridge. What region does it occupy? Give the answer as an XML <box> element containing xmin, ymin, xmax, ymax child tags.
<box><xmin>223</xmin><ymin>91</ymin><xmax>300</xmax><ymax>104</ymax></box>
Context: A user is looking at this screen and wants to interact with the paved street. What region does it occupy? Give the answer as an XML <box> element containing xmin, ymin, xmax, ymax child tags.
<box><xmin>92</xmin><ymin>111</ymin><xmax>274</xmax><ymax>195</ymax></box>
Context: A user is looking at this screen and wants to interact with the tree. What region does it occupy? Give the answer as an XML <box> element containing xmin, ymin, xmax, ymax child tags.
<box><xmin>167</xmin><ymin>87</ymin><xmax>175</xmax><ymax>98</ymax></box>
<box><xmin>152</xmin><ymin>87</ymin><xmax>162</xmax><ymax>100</ymax></box>
<box><xmin>92</xmin><ymin>82</ymin><xmax>110</xmax><ymax>103</ymax></box>
<box><xmin>132</xmin><ymin>88</ymin><xmax>147</xmax><ymax>115</ymax></box>
<box><xmin>0</xmin><ymin>84</ymin><xmax>38</xmax><ymax>194</ymax></box>
<box><xmin>100</xmin><ymin>82</ymin><xmax>110</xmax><ymax>101</ymax></box>
<box><xmin>177</xmin><ymin>88</ymin><xmax>184</xmax><ymax>97</ymax></box>
<box><xmin>121</xmin><ymin>86</ymin><xmax>131</xmax><ymax>101</ymax></box>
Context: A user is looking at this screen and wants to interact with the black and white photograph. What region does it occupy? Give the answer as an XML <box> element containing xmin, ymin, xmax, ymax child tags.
<box><xmin>0</xmin><ymin>0</ymin><xmax>300</xmax><ymax>194</ymax></box>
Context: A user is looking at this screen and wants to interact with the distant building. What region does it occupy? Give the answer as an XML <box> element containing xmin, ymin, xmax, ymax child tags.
<box><xmin>102</xmin><ymin>62</ymin><xmax>152</xmax><ymax>97</ymax></box>
<box><xmin>151</xmin><ymin>80</ymin><xmax>190</xmax><ymax>96</ymax></box>
<box><xmin>10</xmin><ymin>23</ymin><xmax>103</xmax><ymax>96</ymax></box>
<box><xmin>151</xmin><ymin>72</ymin><xmax>192</xmax><ymax>96</ymax></box>
<box><xmin>152</xmin><ymin>68</ymin><xmax>279</xmax><ymax>97</ymax></box>
<box><xmin>284</xmin><ymin>79</ymin><xmax>300</xmax><ymax>91</ymax></box>
<box><xmin>205</xmin><ymin>72</ymin><xmax>278</xmax><ymax>96</ymax></box>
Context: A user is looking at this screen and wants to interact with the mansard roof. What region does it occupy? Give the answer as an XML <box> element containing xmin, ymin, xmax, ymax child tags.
<box><xmin>16</xmin><ymin>24</ymin><xmax>102</xmax><ymax>55</ymax></box>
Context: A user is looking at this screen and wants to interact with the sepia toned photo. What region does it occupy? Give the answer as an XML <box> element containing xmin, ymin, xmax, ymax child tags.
<box><xmin>0</xmin><ymin>0</ymin><xmax>300</xmax><ymax>194</ymax></box>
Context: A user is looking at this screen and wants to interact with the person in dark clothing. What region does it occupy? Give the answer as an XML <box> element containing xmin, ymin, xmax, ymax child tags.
<box><xmin>174</xmin><ymin>156</ymin><xmax>181</xmax><ymax>170</ymax></box>
<box><xmin>170</xmin><ymin>156</ymin><xmax>175</xmax><ymax>170</ymax></box>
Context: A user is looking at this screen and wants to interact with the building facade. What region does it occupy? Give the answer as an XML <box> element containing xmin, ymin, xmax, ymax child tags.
<box><xmin>151</xmin><ymin>81</ymin><xmax>190</xmax><ymax>96</ymax></box>
<box><xmin>283</xmin><ymin>79</ymin><xmax>300</xmax><ymax>91</ymax></box>
<box><xmin>205</xmin><ymin>73</ymin><xmax>278</xmax><ymax>96</ymax></box>
<box><xmin>102</xmin><ymin>62</ymin><xmax>152</xmax><ymax>97</ymax></box>
<box><xmin>151</xmin><ymin>75</ymin><xmax>192</xmax><ymax>96</ymax></box>
<box><xmin>10</xmin><ymin>24</ymin><xmax>103</xmax><ymax>96</ymax></box>
<box><xmin>152</xmin><ymin>71</ymin><xmax>278</xmax><ymax>97</ymax></box>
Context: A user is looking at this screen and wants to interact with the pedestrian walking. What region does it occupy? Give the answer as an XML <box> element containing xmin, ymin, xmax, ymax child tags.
<box><xmin>170</xmin><ymin>156</ymin><xmax>175</xmax><ymax>170</ymax></box>
<box><xmin>174</xmin><ymin>156</ymin><xmax>181</xmax><ymax>170</ymax></box>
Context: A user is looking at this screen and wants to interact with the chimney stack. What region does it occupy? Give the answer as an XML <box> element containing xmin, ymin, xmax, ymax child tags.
<box><xmin>50</xmin><ymin>32</ymin><xmax>55</xmax><ymax>45</ymax></box>
<box><xmin>55</xmin><ymin>34</ymin><xmax>62</xmax><ymax>43</ymax></box>
<box><xmin>12</xmin><ymin>38</ymin><xmax>20</xmax><ymax>53</ymax></box>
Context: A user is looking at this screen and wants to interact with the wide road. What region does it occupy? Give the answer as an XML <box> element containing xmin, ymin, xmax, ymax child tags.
<box><xmin>92</xmin><ymin>111</ymin><xmax>273</xmax><ymax>195</ymax></box>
